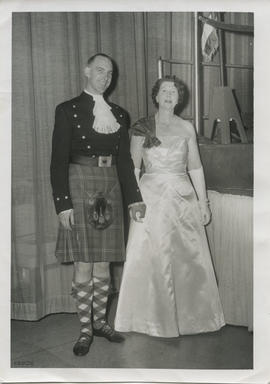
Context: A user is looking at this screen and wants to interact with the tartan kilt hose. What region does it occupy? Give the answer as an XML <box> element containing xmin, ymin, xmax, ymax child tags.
<box><xmin>55</xmin><ymin>163</ymin><xmax>125</xmax><ymax>263</ymax></box>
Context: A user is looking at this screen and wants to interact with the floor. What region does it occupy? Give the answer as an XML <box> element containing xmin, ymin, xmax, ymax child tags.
<box><xmin>11</xmin><ymin>294</ymin><xmax>253</xmax><ymax>369</ymax></box>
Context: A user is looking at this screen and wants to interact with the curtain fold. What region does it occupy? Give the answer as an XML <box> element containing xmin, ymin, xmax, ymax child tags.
<box><xmin>98</xmin><ymin>12</ymin><xmax>148</xmax><ymax>123</ymax></box>
<box><xmin>11</xmin><ymin>12</ymin><xmax>253</xmax><ymax>324</ymax></box>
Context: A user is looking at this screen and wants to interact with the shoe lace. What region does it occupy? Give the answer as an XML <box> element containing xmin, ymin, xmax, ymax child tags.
<box><xmin>101</xmin><ymin>324</ymin><xmax>115</xmax><ymax>336</ymax></box>
<box><xmin>78</xmin><ymin>333</ymin><xmax>92</xmax><ymax>343</ymax></box>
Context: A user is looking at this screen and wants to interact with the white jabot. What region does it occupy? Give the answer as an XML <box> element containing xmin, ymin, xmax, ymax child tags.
<box><xmin>84</xmin><ymin>90</ymin><xmax>120</xmax><ymax>134</ymax></box>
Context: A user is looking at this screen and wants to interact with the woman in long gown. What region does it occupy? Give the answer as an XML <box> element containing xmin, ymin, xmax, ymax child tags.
<box><xmin>114</xmin><ymin>76</ymin><xmax>225</xmax><ymax>337</ymax></box>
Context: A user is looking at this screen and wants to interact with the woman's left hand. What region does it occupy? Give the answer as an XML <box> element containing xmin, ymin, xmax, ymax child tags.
<box><xmin>198</xmin><ymin>201</ymin><xmax>211</xmax><ymax>226</ymax></box>
<box><xmin>129</xmin><ymin>202</ymin><xmax>146</xmax><ymax>223</ymax></box>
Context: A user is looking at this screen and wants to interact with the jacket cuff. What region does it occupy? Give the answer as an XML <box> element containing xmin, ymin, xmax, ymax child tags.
<box><xmin>53</xmin><ymin>193</ymin><xmax>73</xmax><ymax>214</ymax></box>
<box><xmin>128</xmin><ymin>201</ymin><xmax>144</xmax><ymax>209</ymax></box>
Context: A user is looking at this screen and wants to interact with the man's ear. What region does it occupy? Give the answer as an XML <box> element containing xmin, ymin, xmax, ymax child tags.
<box><xmin>84</xmin><ymin>65</ymin><xmax>91</xmax><ymax>78</ymax></box>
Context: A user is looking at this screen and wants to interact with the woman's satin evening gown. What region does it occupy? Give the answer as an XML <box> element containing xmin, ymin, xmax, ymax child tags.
<box><xmin>115</xmin><ymin>135</ymin><xmax>225</xmax><ymax>337</ymax></box>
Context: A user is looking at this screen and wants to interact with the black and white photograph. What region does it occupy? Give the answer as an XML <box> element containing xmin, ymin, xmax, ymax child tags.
<box><xmin>1</xmin><ymin>0</ymin><xmax>270</xmax><ymax>383</ymax></box>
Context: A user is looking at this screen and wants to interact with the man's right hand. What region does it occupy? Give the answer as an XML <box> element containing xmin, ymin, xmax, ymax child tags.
<box><xmin>58</xmin><ymin>209</ymin><xmax>74</xmax><ymax>230</ymax></box>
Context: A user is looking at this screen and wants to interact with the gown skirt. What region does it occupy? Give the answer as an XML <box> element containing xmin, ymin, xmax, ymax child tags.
<box><xmin>114</xmin><ymin>136</ymin><xmax>225</xmax><ymax>337</ymax></box>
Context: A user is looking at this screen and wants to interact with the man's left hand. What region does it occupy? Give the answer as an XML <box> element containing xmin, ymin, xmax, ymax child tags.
<box><xmin>129</xmin><ymin>202</ymin><xmax>146</xmax><ymax>223</ymax></box>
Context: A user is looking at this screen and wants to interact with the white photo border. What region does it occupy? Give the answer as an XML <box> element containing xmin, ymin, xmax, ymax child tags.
<box><xmin>1</xmin><ymin>0</ymin><xmax>269</xmax><ymax>383</ymax></box>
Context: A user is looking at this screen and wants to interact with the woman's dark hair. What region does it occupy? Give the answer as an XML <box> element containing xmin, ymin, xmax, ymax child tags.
<box><xmin>151</xmin><ymin>75</ymin><xmax>186</xmax><ymax>109</ymax></box>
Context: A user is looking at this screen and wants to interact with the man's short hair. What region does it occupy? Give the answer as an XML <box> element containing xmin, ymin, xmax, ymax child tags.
<box><xmin>87</xmin><ymin>53</ymin><xmax>113</xmax><ymax>66</ymax></box>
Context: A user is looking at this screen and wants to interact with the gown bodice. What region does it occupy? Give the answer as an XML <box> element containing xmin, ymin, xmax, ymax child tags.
<box><xmin>142</xmin><ymin>135</ymin><xmax>188</xmax><ymax>175</ymax></box>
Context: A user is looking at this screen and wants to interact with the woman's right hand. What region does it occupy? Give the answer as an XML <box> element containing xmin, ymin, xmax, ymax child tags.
<box><xmin>58</xmin><ymin>209</ymin><xmax>74</xmax><ymax>230</ymax></box>
<box><xmin>198</xmin><ymin>201</ymin><xmax>211</xmax><ymax>226</ymax></box>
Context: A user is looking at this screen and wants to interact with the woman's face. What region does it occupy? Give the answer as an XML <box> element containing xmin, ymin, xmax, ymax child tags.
<box><xmin>156</xmin><ymin>81</ymin><xmax>178</xmax><ymax>110</ymax></box>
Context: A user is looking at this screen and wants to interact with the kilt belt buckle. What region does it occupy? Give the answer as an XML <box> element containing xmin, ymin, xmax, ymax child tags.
<box><xmin>98</xmin><ymin>155</ymin><xmax>112</xmax><ymax>167</ymax></box>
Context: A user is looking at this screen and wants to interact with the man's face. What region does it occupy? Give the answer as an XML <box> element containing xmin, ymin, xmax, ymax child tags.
<box><xmin>85</xmin><ymin>56</ymin><xmax>113</xmax><ymax>95</ymax></box>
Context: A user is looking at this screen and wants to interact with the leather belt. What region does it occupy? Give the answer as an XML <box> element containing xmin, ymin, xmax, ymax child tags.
<box><xmin>71</xmin><ymin>154</ymin><xmax>116</xmax><ymax>167</ymax></box>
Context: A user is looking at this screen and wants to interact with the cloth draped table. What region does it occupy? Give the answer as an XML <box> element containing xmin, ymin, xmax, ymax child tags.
<box><xmin>206</xmin><ymin>190</ymin><xmax>253</xmax><ymax>331</ymax></box>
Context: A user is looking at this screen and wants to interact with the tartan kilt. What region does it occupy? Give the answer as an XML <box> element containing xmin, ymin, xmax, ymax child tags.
<box><xmin>55</xmin><ymin>163</ymin><xmax>125</xmax><ymax>263</ymax></box>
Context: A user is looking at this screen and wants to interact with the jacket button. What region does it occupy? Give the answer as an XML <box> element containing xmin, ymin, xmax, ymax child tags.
<box><xmin>87</xmin><ymin>145</ymin><xmax>91</xmax><ymax>149</ymax></box>
<box><xmin>82</xmin><ymin>136</ymin><xmax>86</xmax><ymax>139</ymax></box>
<box><xmin>56</xmin><ymin>197</ymin><xmax>60</xmax><ymax>201</ymax></box>
<box><xmin>73</xmin><ymin>105</ymin><xmax>76</xmax><ymax>108</ymax></box>
<box><xmin>74</xmin><ymin>114</ymin><xmax>77</xmax><ymax>118</ymax></box>
<box><xmin>77</xmin><ymin>125</ymin><xmax>81</xmax><ymax>128</ymax></box>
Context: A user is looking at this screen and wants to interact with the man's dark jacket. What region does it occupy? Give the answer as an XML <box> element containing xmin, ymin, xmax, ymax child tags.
<box><xmin>50</xmin><ymin>91</ymin><xmax>142</xmax><ymax>214</ymax></box>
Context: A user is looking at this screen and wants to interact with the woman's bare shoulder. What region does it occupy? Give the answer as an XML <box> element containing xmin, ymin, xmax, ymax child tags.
<box><xmin>174</xmin><ymin>116</ymin><xmax>196</xmax><ymax>138</ymax></box>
